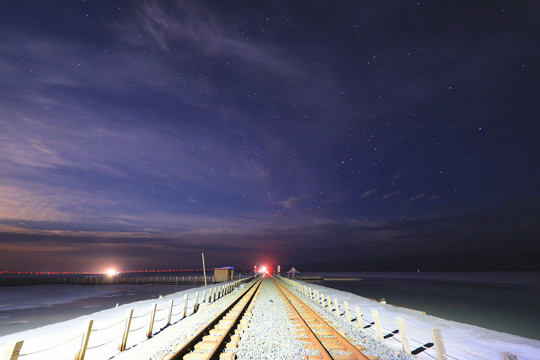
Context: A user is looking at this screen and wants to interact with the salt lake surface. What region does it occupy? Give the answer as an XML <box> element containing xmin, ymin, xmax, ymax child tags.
<box><xmin>311</xmin><ymin>271</ymin><xmax>540</xmax><ymax>340</ymax></box>
<box><xmin>0</xmin><ymin>283</ymin><xmax>195</xmax><ymax>336</ymax></box>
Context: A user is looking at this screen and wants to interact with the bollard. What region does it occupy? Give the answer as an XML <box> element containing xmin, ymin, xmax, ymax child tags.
<box><xmin>320</xmin><ymin>292</ymin><xmax>325</xmax><ymax>306</ymax></box>
<box><xmin>397</xmin><ymin>317</ymin><xmax>411</xmax><ymax>355</ymax></box>
<box><xmin>194</xmin><ymin>292</ymin><xmax>199</xmax><ymax>313</ymax></box>
<box><xmin>431</xmin><ymin>328</ymin><xmax>447</xmax><ymax>360</ymax></box>
<box><xmin>213</xmin><ymin>287</ymin><xmax>217</xmax><ymax>302</ymax></box>
<box><xmin>119</xmin><ymin>309</ymin><xmax>133</xmax><ymax>351</ymax></box>
<box><xmin>202</xmin><ymin>290</ymin><xmax>206</xmax><ymax>303</ymax></box>
<box><xmin>167</xmin><ymin>299</ymin><xmax>174</xmax><ymax>326</ymax></box>
<box><xmin>500</xmin><ymin>353</ymin><xmax>518</xmax><ymax>360</ymax></box>
<box><xmin>75</xmin><ymin>319</ymin><xmax>93</xmax><ymax>360</ymax></box>
<box><xmin>146</xmin><ymin>303</ymin><xmax>157</xmax><ymax>338</ymax></box>
<box><xmin>3</xmin><ymin>340</ymin><xmax>23</xmax><ymax>360</ymax></box>
<box><xmin>344</xmin><ymin>301</ymin><xmax>351</xmax><ymax>322</ymax></box>
<box><xmin>372</xmin><ymin>309</ymin><xmax>383</xmax><ymax>339</ymax></box>
<box><xmin>208</xmin><ymin>288</ymin><xmax>213</xmax><ymax>303</ymax></box>
<box><xmin>355</xmin><ymin>306</ymin><xmax>362</xmax><ymax>328</ymax></box>
<box><xmin>218</xmin><ymin>286</ymin><xmax>222</xmax><ymax>298</ymax></box>
<box><xmin>327</xmin><ymin>296</ymin><xmax>332</xmax><ymax>312</ymax></box>
<box><xmin>334</xmin><ymin>298</ymin><xmax>339</xmax><ymax>314</ymax></box>
<box><xmin>183</xmin><ymin>294</ymin><xmax>189</xmax><ymax>317</ymax></box>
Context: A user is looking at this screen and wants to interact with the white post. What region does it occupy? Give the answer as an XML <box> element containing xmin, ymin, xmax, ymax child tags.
<box><xmin>320</xmin><ymin>292</ymin><xmax>325</xmax><ymax>305</ymax></box>
<box><xmin>3</xmin><ymin>340</ymin><xmax>23</xmax><ymax>360</ymax></box>
<box><xmin>500</xmin><ymin>353</ymin><xmax>518</xmax><ymax>360</ymax></box>
<box><xmin>202</xmin><ymin>290</ymin><xmax>206</xmax><ymax>303</ymax></box>
<box><xmin>334</xmin><ymin>298</ymin><xmax>339</xmax><ymax>314</ymax></box>
<box><xmin>431</xmin><ymin>328</ymin><xmax>447</xmax><ymax>360</ymax></box>
<box><xmin>208</xmin><ymin>288</ymin><xmax>212</xmax><ymax>303</ymax></box>
<box><xmin>213</xmin><ymin>287</ymin><xmax>217</xmax><ymax>302</ymax></box>
<box><xmin>397</xmin><ymin>317</ymin><xmax>411</xmax><ymax>355</ymax></box>
<box><xmin>183</xmin><ymin>294</ymin><xmax>189</xmax><ymax>317</ymax></box>
<box><xmin>355</xmin><ymin>306</ymin><xmax>362</xmax><ymax>328</ymax></box>
<box><xmin>147</xmin><ymin>303</ymin><xmax>157</xmax><ymax>338</ymax></box>
<box><xmin>327</xmin><ymin>296</ymin><xmax>332</xmax><ymax>312</ymax></box>
<box><xmin>372</xmin><ymin>309</ymin><xmax>383</xmax><ymax>339</ymax></box>
<box><xmin>344</xmin><ymin>301</ymin><xmax>351</xmax><ymax>322</ymax></box>
<box><xmin>76</xmin><ymin>319</ymin><xmax>93</xmax><ymax>360</ymax></box>
<box><xmin>119</xmin><ymin>309</ymin><xmax>133</xmax><ymax>351</ymax></box>
<box><xmin>166</xmin><ymin>299</ymin><xmax>174</xmax><ymax>325</ymax></box>
<box><xmin>309</xmin><ymin>287</ymin><xmax>313</xmax><ymax>299</ymax></box>
<box><xmin>194</xmin><ymin>292</ymin><xmax>199</xmax><ymax>313</ymax></box>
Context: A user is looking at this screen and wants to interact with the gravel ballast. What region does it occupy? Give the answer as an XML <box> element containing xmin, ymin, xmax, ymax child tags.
<box><xmin>234</xmin><ymin>278</ymin><xmax>309</xmax><ymax>360</ymax></box>
<box><xmin>115</xmin><ymin>277</ymin><xmax>412</xmax><ymax>360</ymax></box>
<box><xmin>282</xmin><ymin>279</ymin><xmax>412</xmax><ymax>360</ymax></box>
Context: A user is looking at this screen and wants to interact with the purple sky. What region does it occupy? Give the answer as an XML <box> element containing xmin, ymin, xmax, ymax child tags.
<box><xmin>0</xmin><ymin>1</ymin><xmax>539</xmax><ymax>273</ymax></box>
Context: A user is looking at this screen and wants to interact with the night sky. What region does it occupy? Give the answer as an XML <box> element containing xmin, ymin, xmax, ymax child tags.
<box><xmin>0</xmin><ymin>1</ymin><xmax>539</xmax><ymax>273</ymax></box>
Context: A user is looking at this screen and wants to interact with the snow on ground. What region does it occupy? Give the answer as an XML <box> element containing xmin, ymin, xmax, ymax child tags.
<box><xmin>1</xmin><ymin>276</ymin><xmax>539</xmax><ymax>360</ymax></box>
<box><xmin>292</xmin><ymin>279</ymin><xmax>540</xmax><ymax>360</ymax></box>
<box><xmin>0</xmin><ymin>281</ymin><xmax>239</xmax><ymax>360</ymax></box>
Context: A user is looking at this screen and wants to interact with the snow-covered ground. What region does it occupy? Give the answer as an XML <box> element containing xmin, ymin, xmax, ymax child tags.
<box><xmin>1</xmin><ymin>276</ymin><xmax>539</xmax><ymax>360</ymax></box>
<box><xmin>289</xmin><ymin>278</ymin><xmax>540</xmax><ymax>360</ymax></box>
<box><xmin>0</xmin><ymin>280</ymin><xmax>242</xmax><ymax>359</ymax></box>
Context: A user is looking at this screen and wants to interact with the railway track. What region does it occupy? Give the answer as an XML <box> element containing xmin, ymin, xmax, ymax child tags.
<box><xmin>161</xmin><ymin>277</ymin><xmax>263</xmax><ymax>360</ymax></box>
<box><xmin>273</xmin><ymin>276</ymin><xmax>376</xmax><ymax>360</ymax></box>
<box><xmin>156</xmin><ymin>276</ymin><xmax>376</xmax><ymax>360</ymax></box>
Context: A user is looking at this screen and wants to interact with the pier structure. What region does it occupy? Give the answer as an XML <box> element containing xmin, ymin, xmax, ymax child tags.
<box><xmin>1</xmin><ymin>275</ymin><xmax>525</xmax><ymax>360</ymax></box>
<box><xmin>0</xmin><ymin>274</ymin><xmax>247</xmax><ymax>287</ymax></box>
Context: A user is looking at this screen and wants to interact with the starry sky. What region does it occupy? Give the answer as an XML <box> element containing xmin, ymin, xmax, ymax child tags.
<box><xmin>0</xmin><ymin>1</ymin><xmax>539</xmax><ymax>273</ymax></box>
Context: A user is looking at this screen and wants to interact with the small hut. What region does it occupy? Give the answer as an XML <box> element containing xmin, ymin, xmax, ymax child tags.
<box><xmin>214</xmin><ymin>267</ymin><xmax>234</xmax><ymax>282</ymax></box>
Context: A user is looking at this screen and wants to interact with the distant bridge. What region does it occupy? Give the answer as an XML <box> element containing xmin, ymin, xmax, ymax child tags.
<box><xmin>0</xmin><ymin>274</ymin><xmax>246</xmax><ymax>287</ymax></box>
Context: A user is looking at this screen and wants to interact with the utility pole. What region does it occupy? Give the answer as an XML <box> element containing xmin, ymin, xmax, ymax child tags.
<box><xmin>202</xmin><ymin>253</ymin><xmax>207</xmax><ymax>286</ymax></box>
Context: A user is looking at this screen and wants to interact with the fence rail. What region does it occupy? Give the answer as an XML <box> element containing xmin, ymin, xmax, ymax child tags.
<box><xmin>2</xmin><ymin>277</ymin><xmax>253</xmax><ymax>360</ymax></box>
<box><xmin>282</xmin><ymin>276</ymin><xmax>521</xmax><ymax>360</ymax></box>
<box><xmin>0</xmin><ymin>274</ymin><xmax>250</xmax><ymax>287</ymax></box>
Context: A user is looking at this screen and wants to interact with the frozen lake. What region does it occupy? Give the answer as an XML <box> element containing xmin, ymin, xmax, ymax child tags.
<box><xmin>309</xmin><ymin>271</ymin><xmax>540</xmax><ymax>340</ymax></box>
<box><xmin>0</xmin><ymin>283</ymin><xmax>195</xmax><ymax>336</ymax></box>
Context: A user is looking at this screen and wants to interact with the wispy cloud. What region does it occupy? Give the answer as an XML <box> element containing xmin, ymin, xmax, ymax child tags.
<box><xmin>382</xmin><ymin>191</ymin><xmax>401</xmax><ymax>200</ymax></box>
<box><xmin>361</xmin><ymin>189</ymin><xmax>377</xmax><ymax>198</ymax></box>
<box><xmin>134</xmin><ymin>0</ymin><xmax>291</xmax><ymax>73</ymax></box>
<box><xmin>2</xmin><ymin>204</ymin><xmax>537</xmax><ymax>271</ymax></box>
<box><xmin>403</xmin><ymin>194</ymin><xmax>425</xmax><ymax>204</ymax></box>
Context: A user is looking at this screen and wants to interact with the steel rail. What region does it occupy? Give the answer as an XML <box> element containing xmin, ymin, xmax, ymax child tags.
<box><xmin>165</xmin><ymin>277</ymin><xmax>263</xmax><ymax>360</ymax></box>
<box><xmin>273</xmin><ymin>277</ymin><xmax>372</xmax><ymax>360</ymax></box>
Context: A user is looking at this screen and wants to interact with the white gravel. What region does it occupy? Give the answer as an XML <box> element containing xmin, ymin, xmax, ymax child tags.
<box><xmin>232</xmin><ymin>277</ymin><xmax>410</xmax><ymax>360</ymax></box>
<box><xmin>234</xmin><ymin>278</ymin><xmax>310</xmax><ymax>360</ymax></box>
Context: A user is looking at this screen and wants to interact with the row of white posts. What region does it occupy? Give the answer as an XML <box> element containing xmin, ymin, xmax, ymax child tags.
<box><xmin>3</xmin><ymin>278</ymin><xmax>251</xmax><ymax>360</ymax></box>
<box><xmin>281</xmin><ymin>277</ymin><xmax>519</xmax><ymax>360</ymax></box>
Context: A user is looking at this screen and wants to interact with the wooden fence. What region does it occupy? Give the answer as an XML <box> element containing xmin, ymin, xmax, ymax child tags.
<box><xmin>282</xmin><ymin>276</ymin><xmax>521</xmax><ymax>360</ymax></box>
<box><xmin>2</xmin><ymin>277</ymin><xmax>253</xmax><ymax>360</ymax></box>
